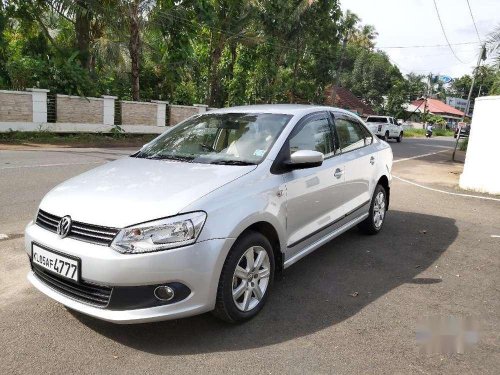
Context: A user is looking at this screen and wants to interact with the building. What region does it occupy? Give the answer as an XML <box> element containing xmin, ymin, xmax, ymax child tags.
<box><xmin>405</xmin><ymin>98</ymin><xmax>465</xmax><ymax>128</ymax></box>
<box><xmin>324</xmin><ymin>86</ymin><xmax>375</xmax><ymax>117</ymax></box>
<box><xmin>446</xmin><ymin>96</ymin><xmax>473</xmax><ymax>117</ymax></box>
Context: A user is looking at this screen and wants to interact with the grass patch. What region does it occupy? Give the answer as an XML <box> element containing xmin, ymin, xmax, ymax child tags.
<box><xmin>433</xmin><ymin>129</ymin><xmax>454</xmax><ymax>137</ymax></box>
<box><xmin>403</xmin><ymin>128</ymin><xmax>425</xmax><ymax>137</ymax></box>
<box><xmin>0</xmin><ymin>131</ymin><xmax>157</xmax><ymax>147</ymax></box>
<box><xmin>403</xmin><ymin>128</ymin><xmax>454</xmax><ymax>137</ymax></box>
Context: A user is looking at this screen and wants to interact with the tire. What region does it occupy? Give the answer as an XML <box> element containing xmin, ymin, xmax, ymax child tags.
<box><xmin>397</xmin><ymin>132</ymin><xmax>403</xmax><ymax>142</ymax></box>
<box><xmin>212</xmin><ymin>231</ymin><xmax>275</xmax><ymax>323</ymax></box>
<box><xmin>358</xmin><ymin>184</ymin><xmax>387</xmax><ymax>235</ymax></box>
<box><xmin>384</xmin><ymin>131</ymin><xmax>389</xmax><ymax>142</ymax></box>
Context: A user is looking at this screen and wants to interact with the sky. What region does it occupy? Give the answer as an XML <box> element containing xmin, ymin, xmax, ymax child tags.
<box><xmin>340</xmin><ymin>0</ymin><xmax>500</xmax><ymax>78</ymax></box>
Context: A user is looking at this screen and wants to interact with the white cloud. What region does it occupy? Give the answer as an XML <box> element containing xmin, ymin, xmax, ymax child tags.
<box><xmin>340</xmin><ymin>0</ymin><xmax>500</xmax><ymax>77</ymax></box>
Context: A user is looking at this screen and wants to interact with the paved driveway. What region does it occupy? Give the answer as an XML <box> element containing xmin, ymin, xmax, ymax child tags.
<box><xmin>0</xmin><ymin>138</ymin><xmax>498</xmax><ymax>374</ymax></box>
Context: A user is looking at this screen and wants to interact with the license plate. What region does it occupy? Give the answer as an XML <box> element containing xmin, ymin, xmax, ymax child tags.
<box><xmin>32</xmin><ymin>244</ymin><xmax>79</xmax><ymax>282</ymax></box>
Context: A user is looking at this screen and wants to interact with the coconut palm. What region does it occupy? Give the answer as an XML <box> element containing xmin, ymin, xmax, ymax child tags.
<box><xmin>486</xmin><ymin>24</ymin><xmax>500</xmax><ymax>66</ymax></box>
<box><xmin>350</xmin><ymin>24</ymin><xmax>378</xmax><ymax>49</ymax></box>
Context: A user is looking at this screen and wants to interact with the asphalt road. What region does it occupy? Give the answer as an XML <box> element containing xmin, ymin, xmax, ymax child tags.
<box><xmin>1</xmin><ymin>137</ymin><xmax>499</xmax><ymax>374</ymax></box>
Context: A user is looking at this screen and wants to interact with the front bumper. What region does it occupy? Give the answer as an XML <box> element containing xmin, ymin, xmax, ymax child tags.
<box><xmin>25</xmin><ymin>222</ymin><xmax>235</xmax><ymax>323</ymax></box>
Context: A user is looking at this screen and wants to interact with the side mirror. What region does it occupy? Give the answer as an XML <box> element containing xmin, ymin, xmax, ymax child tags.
<box><xmin>286</xmin><ymin>150</ymin><xmax>324</xmax><ymax>169</ymax></box>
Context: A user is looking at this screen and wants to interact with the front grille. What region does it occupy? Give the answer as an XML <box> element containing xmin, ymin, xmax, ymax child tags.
<box><xmin>32</xmin><ymin>265</ymin><xmax>112</xmax><ymax>308</ymax></box>
<box><xmin>36</xmin><ymin>209</ymin><xmax>119</xmax><ymax>246</ymax></box>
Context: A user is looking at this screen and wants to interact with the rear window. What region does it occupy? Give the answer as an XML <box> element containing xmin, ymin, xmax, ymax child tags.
<box><xmin>366</xmin><ymin>117</ymin><xmax>388</xmax><ymax>123</ymax></box>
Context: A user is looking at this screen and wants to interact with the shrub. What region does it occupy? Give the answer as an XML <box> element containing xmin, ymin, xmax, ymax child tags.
<box><xmin>459</xmin><ymin>138</ymin><xmax>468</xmax><ymax>151</ymax></box>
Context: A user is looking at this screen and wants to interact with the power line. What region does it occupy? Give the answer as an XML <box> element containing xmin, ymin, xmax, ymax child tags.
<box><xmin>432</xmin><ymin>0</ymin><xmax>468</xmax><ymax>64</ymax></box>
<box><xmin>465</xmin><ymin>0</ymin><xmax>482</xmax><ymax>43</ymax></box>
<box><xmin>377</xmin><ymin>41</ymin><xmax>478</xmax><ymax>49</ymax></box>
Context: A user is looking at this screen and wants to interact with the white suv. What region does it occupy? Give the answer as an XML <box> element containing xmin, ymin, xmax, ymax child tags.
<box><xmin>365</xmin><ymin>116</ymin><xmax>403</xmax><ymax>142</ymax></box>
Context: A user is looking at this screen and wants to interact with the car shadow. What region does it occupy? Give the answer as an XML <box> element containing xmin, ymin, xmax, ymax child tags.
<box><xmin>71</xmin><ymin>210</ymin><xmax>457</xmax><ymax>355</ymax></box>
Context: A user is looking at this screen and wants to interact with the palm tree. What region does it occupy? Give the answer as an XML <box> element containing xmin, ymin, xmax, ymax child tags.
<box><xmin>44</xmin><ymin>0</ymin><xmax>108</xmax><ymax>70</ymax></box>
<box><xmin>487</xmin><ymin>24</ymin><xmax>500</xmax><ymax>66</ymax></box>
<box><xmin>351</xmin><ymin>24</ymin><xmax>378</xmax><ymax>49</ymax></box>
<box><xmin>331</xmin><ymin>10</ymin><xmax>360</xmax><ymax>103</ymax></box>
<box><xmin>205</xmin><ymin>0</ymin><xmax>258</xmax><ymax>107</ymax></box>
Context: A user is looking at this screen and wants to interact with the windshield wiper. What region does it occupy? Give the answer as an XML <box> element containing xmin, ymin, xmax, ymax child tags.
<box><xmin>210</xmin><ymin>160</ymin><xmax>256</xmax><ymax>166</ymax></box>
<box><xmin>147</xmin><ymin>154</ymin><xmax>194</xmax><ymax>162</ymax></box>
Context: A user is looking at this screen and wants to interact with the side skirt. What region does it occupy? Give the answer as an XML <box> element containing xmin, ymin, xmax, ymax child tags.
<box><xmin>283</xmin><ymin>212</ymin><xmax>368</xmax><ymax>269</ymax></box>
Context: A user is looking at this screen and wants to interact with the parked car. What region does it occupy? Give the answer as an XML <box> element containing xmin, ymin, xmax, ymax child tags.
<box><xmin>365</xmin><ymin>115</ymin><xmax>404</xmax><ymax>142</ymax></box>
<box><xmin>25</xmin><ymin>105</ymin><xmax>393</xmax><ymax>324</ymax></box>
<box><xmin>454</xmin><ymin>124</ymin><xmax>470</xmax><ymax>139</ymax></box>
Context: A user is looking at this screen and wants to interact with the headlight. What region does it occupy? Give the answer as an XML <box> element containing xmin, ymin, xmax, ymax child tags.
<box><xmin>111</xmin><ymin>212</ymin><xmax>206</xmax><ymax>254</ymax></box>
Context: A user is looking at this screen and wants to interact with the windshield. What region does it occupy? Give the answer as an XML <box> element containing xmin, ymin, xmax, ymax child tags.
<box><xmin>366</xmin><ymin>117</ymin><xmax>388</xmax><ymax>123</ymax></box>
<box><xmin>135</xmin><ymin>112</ymin><xmax>292</xmax><ymax>165</ymax></box>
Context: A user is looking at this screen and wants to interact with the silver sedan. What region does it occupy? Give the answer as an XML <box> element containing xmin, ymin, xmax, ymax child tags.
<box><xmin>25</xmin><ymin>105</ymin><xmax>393</xmax><ymax>323</ymax></box>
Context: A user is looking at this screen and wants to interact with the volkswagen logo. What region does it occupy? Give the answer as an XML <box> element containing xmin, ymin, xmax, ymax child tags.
<box><xmin>57</xmin><ymin>216</ymin><xmax>72</xmax><ymax>238</ymax></box>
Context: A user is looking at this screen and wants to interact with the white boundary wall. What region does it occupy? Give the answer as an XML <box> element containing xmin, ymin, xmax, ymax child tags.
<box><xmin>0</xmin><ymin>87</ymin><xmax>215</xmax><ymax>133</ymax></box>
<box><xmin>459</xmin><ymin>96</ymin><xmax>500</xmax><ymax>195</ymax></box>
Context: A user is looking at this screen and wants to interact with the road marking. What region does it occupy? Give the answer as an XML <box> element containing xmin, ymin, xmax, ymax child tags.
<box><xmin>0</xmin><ymin>161</ymin><xmax>103</xmax><ymax>170</ymax></box>
<box><xmin>393</xmin><ymin>150</ymin><xmax>449</xmax><ymax>163</ymax></box>
<box><xmin>0</xmin><ymin>234</ymin><xmax>8</xmax><ymax>240</ymax></box>
<box><xmin>393</xmin><ymin>175</ymin><xmax>500</xmax><ymax>202</ymax></box>
<box><xmin>491</xmin><ymin>235</ymin><xmax>500</xmax><ymax>238</ymax></box>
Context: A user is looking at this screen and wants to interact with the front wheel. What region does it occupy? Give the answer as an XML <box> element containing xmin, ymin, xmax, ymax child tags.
<box><xmin>213</xmin><ymin>231</ymin><xmax>275</xmax><ymax>323</ymax></box>
<box><xmin>397</xmin><ymin>132</ymin><xmax>403</xmax><ymax>142</ymax></box>
<box><xmin>384</xmin><ymin>131</ymin><xmax>389</xmax><ymax>142</ymax></box>
<box><xmin>358</xmin><ymin>184</ymin><xmax>387</xmax><ymax>235</ymax></box>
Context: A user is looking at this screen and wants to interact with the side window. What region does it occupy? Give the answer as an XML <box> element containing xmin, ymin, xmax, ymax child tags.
<box><xmin>289</xmin><ymin>117</ymin><xmax>334</xmax><ymax>157</ymax></box>
<box><xmin>334</xmin><ymin>117</ymin><xmax>367</xmax><ymax>152</ymax></box>
<box><xmin>358</xmin><ymin>120</ymin><xmax>373</xmax><ymax>145</ymax></box>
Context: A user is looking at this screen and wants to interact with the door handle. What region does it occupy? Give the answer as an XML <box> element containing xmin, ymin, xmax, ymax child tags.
<box><xmin>334</xmin><ymin>168</ymin><xmax>344</xmax><ymax>179</ymax></box>
<box><xmin>370</xmin><ymin>156</ymin><xmax>375</xmax><ymax>165</ymax></box>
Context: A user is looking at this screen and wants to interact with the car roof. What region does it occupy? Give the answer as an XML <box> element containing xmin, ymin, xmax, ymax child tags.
<box><xmin>208</xmin><ymin>104</ymin><xmax>359</xmax><ymax>117</ymax></box>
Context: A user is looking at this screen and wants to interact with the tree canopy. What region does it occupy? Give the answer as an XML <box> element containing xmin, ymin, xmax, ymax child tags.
<box><xmin>0</xmin><ymin>0</ymin><xmax>498</xmax><ymax>115</ymax></box>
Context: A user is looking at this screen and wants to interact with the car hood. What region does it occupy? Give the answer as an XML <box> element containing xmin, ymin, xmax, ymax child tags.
<box><xmin>39</xmin><ymin>157</ymin><xmax>256</xmax><ymax>228</ymax></box>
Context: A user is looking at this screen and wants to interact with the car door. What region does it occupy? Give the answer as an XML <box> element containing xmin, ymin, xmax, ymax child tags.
<box><xmin>332</xmin><ymin>112</ymin><xmax>376</xmax><ymax>215</ymax></box>
<box><xmin>389</xmin><ymin>118</ymin><xmax>398</xmax><ymax>137</ymax></box>
<box><xmin>283</xmin><ymin>112</ymin><xmax>347</xmax><ymax>253</ymax></box>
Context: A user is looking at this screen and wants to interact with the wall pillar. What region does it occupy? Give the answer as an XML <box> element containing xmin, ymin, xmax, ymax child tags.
<box><xmin>28</xmin><ymin>88</ymin><xmax>49</xmax><ymax>123</ymax></box>
<box><xmin>459</xmin><ymin>95</ymin><xmax>500</xmax><ymax>194</ymax></box>
<box><xmin>102</xmin><ymin>95</ymin><xmax>117</xmax><ymax>125</ymax></box>
<box><xmin>194</xmin><ymin>104</ymin><xmax>208</xmax><ymax>113</ymax></box>
<box><xmin>151</xmin><ymin>100</ymin><xmax>169</xmax><ymax>126</ymax></box>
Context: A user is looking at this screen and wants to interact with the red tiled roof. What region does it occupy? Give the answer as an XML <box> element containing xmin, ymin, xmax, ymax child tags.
<box><xmin>411</xmin><ymin>98</ymin><xmax>464</xmax><ymax>117</ymax></box>
<box><xmin>324</xmin><ymin>86</ymin><xmax>375</xmax><ymax>116</ymax></box>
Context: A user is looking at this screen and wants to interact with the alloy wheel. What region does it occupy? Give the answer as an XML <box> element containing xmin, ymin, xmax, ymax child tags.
<box><xmin>232</xmin><ymin>246</ymin><xmax>271</xmax><ymax>312</ymax></box>
<box><xmin>373</xmin><ymin>191</ymin><xmax>386</xmax><ymax>229</ymax></box>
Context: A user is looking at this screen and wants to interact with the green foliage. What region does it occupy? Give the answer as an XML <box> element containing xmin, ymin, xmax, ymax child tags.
<box><xmin>433</xmin><ymin>128</ymin><xmax>454</xmax><ymax>136</ymax></box>
<box><xmin>459</xmin><ymin>137</ymin><xmax>468</xmax><ymax>151</ymax></box>
<box><xmin>403</xmin><ymin>128</ymin><xmax>426</xmax><ymax>137</ymax></box>
<box><xmin>344</xmin><ymin>48</ymin><xmax>402</xmax><ymax>113</ymax></box>
<box><xmin>3</xmin><ymin>0</ymin><xmax>495</xmax><ymax>114</ymax></box>
<box><xmin>0</xmin><ymin>130</ymin><xmax>156</xmax><ymax>146</ymax></box>
<box><xmin>427</xmin><ymin>114</ymin><xmax>447</xmax><ymax>127</ymax></box>
<box><xmin>490</xmin><ymin>70</ymin><xmax>500</xmax><ymax>95</ymax></box>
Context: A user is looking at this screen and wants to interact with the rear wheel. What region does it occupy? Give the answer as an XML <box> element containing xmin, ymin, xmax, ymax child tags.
<box><xmin>397</xmin><ymin>132</ymin><xmax>403</xmax><ymax>142</ymax></box>
<box><xmin>358</xmin><ymin>184</ymin><xmax>387</xmax><ymax>235</ymax></box>
<box><xmin>213</xmin><ymin>231</ymin><xmax>274</xmax><ymax>323</ymax></box>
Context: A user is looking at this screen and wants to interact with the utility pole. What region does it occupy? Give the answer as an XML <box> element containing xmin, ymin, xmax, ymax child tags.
<box><xmin>463</xmin><ymin>44</ymin><xmax>486</xmax><ymax>121</ymax></box>
<box><xmin>422</xmin><ymin>73</ymin><xmax>432</xmax><ymax>129</ymax></box>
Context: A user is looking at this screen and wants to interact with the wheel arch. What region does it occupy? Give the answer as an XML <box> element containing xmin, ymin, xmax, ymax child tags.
<box><xmin>237</xmin><ymin>221</ymin><xmax>283</xmax><ymax>278</ymax></box>
<box><xmin>377</xmin><ymin>175</ymin><xmax>390</xmax><ymax>209</ymax></box>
